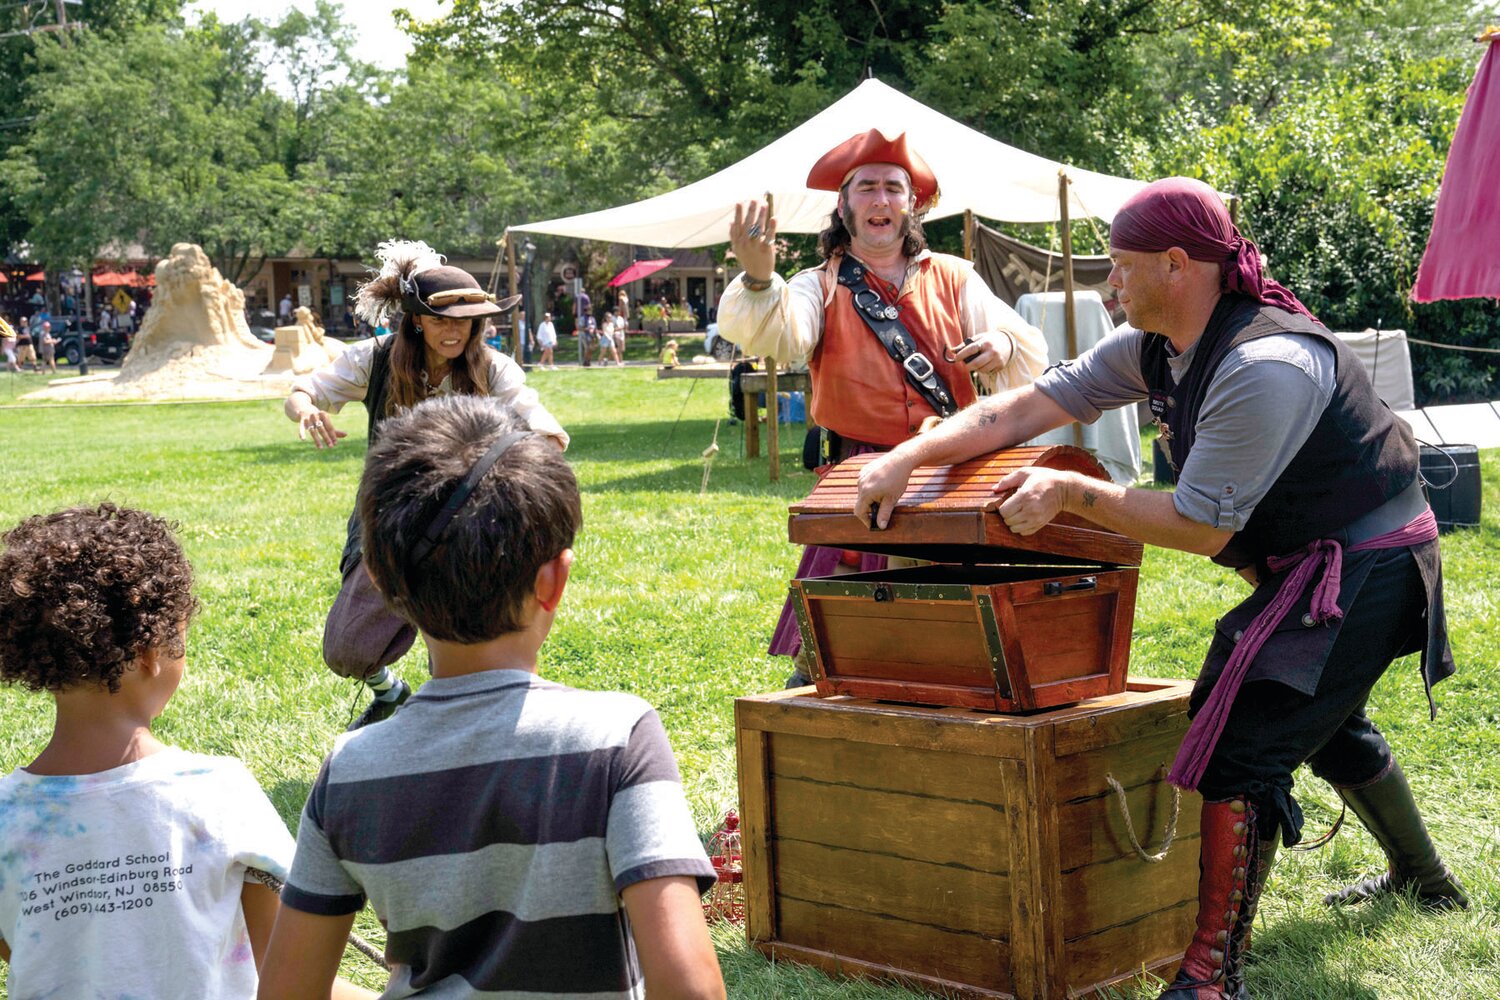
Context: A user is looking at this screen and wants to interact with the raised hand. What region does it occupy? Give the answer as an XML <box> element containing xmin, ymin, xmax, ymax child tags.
<box><xmin>729</xmin><ymin>200</ymin><xmax>778</xmax><ymax>282</ymax></box>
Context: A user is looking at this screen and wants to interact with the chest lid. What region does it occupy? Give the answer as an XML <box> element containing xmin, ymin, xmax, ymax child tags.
<box><xmin>788</xmin><ymin>445</ymin><xmax>1144</xmax><ymax>567</ymax></box>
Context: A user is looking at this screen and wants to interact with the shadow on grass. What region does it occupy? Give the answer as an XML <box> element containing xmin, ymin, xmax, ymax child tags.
<box><xmin>1238</xmin><ymin>904</ymin><xmax>1395</xmax><ymax>1000</ymax></box>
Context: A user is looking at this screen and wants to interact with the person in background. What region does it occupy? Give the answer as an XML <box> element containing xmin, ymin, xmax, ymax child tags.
<box><xmin>14</xmin><ymin>320</ymin><xmax>35</xmax><ymax>372</ymax></box>
<box><xmin>0</xmin><ymin>314</ymin><xmax>17</xmax><ymax>372</ymax></box>
<box><xmin>37</xmin><ymin>320</ymin><xmax>58</xmax><ymax>373</ymax></box>
<box><xmin>611</xmin><ymin>307</ymin><xmax>628</xmax><ymax>365</ymax></box>
<box><xmin>536</xmin><ymin>311</ymin><xmax>558</xmax><ymax>369</ymax></box>
<box><xmin>599</xmin><ymin>310</ymin><xmax>622</xmax><ymax>366</ymax></box>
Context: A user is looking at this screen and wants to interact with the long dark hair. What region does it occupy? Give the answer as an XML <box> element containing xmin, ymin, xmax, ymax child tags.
<box><xmin>385</xmin><ymin>313</ymin><xmax>491</xmax><ymax>415</ymax></box>
<box><xmin>817</xmin><ymin>181</ymin><xmax>928</xmax><ymax>260</ymax></box>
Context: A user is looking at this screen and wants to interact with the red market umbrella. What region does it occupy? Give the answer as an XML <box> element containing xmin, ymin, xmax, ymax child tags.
<box><xmin>24</xmin><ymin>271</ymin><xmax>44</xmax><ymax>281</ymax></box>
<box><xmin>607</xmin><ymin>258</ymin><xmax>674</xmax><ymax>287</ymax></box>
<box><xmin>93</xmin><ymin>271</ymin><xmax>129</xmax><ymax>285</ymax></box>
<box><xmin>0</xmin><ymin>273</ymin><xmax>7</xmax><ymax>283</ymax></box>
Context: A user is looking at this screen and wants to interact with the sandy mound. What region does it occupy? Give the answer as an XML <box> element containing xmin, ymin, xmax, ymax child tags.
<box><xmin>26</xmin><ymin>244</ymin><xmax>340</xmax><ymax>402</ymax></box>
<box><xmin>267</xmin><ymin>306</ymin><xmax>345</xmax><ymax>375</ymax></box>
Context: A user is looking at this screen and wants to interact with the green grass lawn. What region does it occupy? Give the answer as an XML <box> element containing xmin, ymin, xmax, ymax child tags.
<box><xmin>0</xmin><ymin>368</ymin><xmax>1495</xmax><ymax>998</ymax></box>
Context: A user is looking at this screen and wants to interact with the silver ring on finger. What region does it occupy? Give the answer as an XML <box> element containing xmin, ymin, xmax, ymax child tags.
<box><xmin>747</xmin><ymin>224</ymin><xmax>761</xmax><ymax>238</ymax></box>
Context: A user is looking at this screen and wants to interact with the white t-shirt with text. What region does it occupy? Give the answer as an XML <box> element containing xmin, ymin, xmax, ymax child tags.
<box><xmin>0</xmin><ymin>747</ymin><xmax>295</xmax><ymax>1000</ymax></box>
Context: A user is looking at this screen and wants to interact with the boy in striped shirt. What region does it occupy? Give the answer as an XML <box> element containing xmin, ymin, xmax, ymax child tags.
<box><xmin>259</xmin><ymin>395</ymin><xmax>724</xmax><ymax>1000</ymax></box>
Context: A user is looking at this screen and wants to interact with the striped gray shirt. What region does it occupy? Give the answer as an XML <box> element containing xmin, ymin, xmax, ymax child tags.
<box><xmin>282</xmin><ymin>670</ymin><xmax>716</xmax><ymax>999</ymax></box>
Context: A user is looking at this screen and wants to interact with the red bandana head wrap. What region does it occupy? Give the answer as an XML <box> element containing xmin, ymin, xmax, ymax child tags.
<box><xmin>1111</xmin><ymin>177</ymin><xmax>1319</xmax><ymax>324</ymax></box>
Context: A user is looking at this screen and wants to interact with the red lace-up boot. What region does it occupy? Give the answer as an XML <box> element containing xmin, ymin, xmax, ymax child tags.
<box><xmin>1159</xmin><ymin>797</ymin><xmax>1275</xmax><ymax>1000</ymax></box>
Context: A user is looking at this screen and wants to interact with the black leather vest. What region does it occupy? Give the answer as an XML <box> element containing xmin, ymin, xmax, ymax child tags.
<box><xmin>1140</xmin><ymin>295</ymin><xmax>1417</xmax><ymax>567</ymax></box>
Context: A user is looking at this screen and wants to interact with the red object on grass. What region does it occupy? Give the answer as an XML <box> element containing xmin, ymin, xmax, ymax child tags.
<box><xmin>702</xmin><ymin>810</ymin><xmax>744</xmax><ymax>924</ymax></box>
<box><xmin>1412</xmin><ymin>37</ymin><xmax>1500</xmax><ymax>301</ymax></box>
<box><xmin>607</xmin><ymin>258</ymin><xmax>674</xmax><ymax>287</ymax></box>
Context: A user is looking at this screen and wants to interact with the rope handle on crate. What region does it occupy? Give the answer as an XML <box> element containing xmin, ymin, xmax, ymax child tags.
<box><xmin>1104</xmin><ymin>767</ymin><xmax>1180</xmax><ymax>864</ymax></box>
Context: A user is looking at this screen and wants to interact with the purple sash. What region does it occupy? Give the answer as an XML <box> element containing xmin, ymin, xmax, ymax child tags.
<box><xmin>1168</xmin><ymin>509</ymin><xmax>1439</xmax><ymax>790</ymax></box>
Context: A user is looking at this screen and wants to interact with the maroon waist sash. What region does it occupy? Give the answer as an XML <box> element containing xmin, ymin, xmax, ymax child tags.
<box><xmin>1168</xmin><ymin>509</ymin><xmax>1439</xmax><ymax>790</ymax></box>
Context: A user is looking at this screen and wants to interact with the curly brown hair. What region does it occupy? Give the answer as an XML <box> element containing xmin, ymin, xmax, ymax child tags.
<box><xmin>0</xmin><ymin>504</ymin><xmax>197</xmax><ymax>693</ymax></box>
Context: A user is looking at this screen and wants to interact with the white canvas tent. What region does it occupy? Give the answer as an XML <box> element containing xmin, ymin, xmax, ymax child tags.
<box><xmin>510</xmin><ymin>78</ymin><xmax>1150</xmax><ymax>247</ymax></box>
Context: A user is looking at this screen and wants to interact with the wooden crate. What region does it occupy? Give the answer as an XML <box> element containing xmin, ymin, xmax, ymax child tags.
<box><xmin>736</xmin><ymin>680</ymin><xmax>1202</xmax><ymax>1000</ymax></box>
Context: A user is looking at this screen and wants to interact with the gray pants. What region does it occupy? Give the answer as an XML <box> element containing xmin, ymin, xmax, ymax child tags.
<box><xmin>322</xmin><ymin>559</ymin><xmax>417</xmax><ymax>679</ymax></box>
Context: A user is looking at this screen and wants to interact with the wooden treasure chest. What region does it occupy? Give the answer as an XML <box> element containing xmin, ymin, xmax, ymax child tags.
<box><xmin>787</xmin><ymin>446</ymin><xmax>1143</xmax><ymax>712</ymax></box>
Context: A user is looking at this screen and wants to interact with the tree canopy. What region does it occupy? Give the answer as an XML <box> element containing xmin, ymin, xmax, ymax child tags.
<box><xmin>0</xmin><ymin>0</ymin><xmax>1495</xmax><ymax>399</ymax></box>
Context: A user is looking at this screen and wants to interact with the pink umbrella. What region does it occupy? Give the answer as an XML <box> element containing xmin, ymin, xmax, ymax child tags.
<box><xmin>607</xmin><ymin>258</ymin><xmax>674</xmax><ymax>287</ymax></box>
<box><xmin>24</xmin><ymin>271</ymin><xmax>44</xmax><ymax>281</ymax></box>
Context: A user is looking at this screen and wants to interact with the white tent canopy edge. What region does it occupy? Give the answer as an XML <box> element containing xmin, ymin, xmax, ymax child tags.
<box><xmin>510</xmin><ymin>78</ymin><xmax>1152</xmax><ymax>248</ymax></box>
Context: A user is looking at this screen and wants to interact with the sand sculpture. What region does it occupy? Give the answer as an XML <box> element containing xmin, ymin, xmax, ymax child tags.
<box><xmin>26</xmin><ymin>243</ymin><xmax>341</xmax><ymax>402</ymax></box>
<box><xmin>266</xmin><ymin>305</ymin><xmax>345</xmax><ymax>375</ymax></box>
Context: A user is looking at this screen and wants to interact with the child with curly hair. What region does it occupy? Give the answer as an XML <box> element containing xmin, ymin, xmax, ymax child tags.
<box><xmin>0</xmin><ymin>504</ymin><xmax>371</xmax><ymax>1000</ymax></box>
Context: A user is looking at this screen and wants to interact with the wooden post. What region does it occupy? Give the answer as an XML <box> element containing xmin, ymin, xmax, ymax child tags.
<box><xmin>1058</xmin><ymin>172</ymin><xmax>1082</xmax><ymax>448</ymax></box>
<box><xmin>963</xmin><ymin>209</ymin><xmax>975</xmax><ymax>262</ymax></box>
<box><xmin>1227</xmin><ymin>194</ymin><xmax>1241</xmax><ymax>226</ymax></box>
<box><xmin>765</xmin><ymin>191</ymin><xmax>779</xmax><ymax>481</ymax></box>
<box><xmin>506</xmin><ymin>233</ymin><xmax>520</xmax><ymax>365</ymax></box>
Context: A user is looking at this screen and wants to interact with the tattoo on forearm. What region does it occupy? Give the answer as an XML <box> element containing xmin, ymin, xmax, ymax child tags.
<box><xmin>977</xmin><ymin>413</ymin><xmax>998</xmax><ymax>426</ymax></box>
<box><xmin>1082</xmin><ymin>488</ymin><xmax>1099</xmax><ymax>508</ymax></box>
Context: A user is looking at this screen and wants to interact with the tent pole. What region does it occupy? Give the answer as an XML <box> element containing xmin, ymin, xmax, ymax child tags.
<box><xmin>963</xmin><ymin>209</ymin><xmax>974</xmax><ymax>262</ymax></box>
<box><xmin>765</xmin><ymin>190</ymin><xmax>779</xmax><ymax>482</ymax></box>
<box><xmin>506</xmin><ymin>232</ymin><xmax>520</xmax><ymax>365</ymax></box>
<box><xmin>1058</xmin><ymin>171</ymin><xmax>1082</xmax><ymax>448</ymax></box>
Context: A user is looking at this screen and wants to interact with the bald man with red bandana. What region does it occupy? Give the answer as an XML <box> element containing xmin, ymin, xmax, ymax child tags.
<box><xmin>856</xmin><ymin>177</ymin><xmax>1464</xmax><ymax>1000</ymax></box>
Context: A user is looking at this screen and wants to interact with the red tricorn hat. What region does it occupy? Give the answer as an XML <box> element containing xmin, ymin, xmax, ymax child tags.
<box><xmin>806</xmin><ymin>129</ymin><xmax>940</xmax><ymax>214</ymax></box>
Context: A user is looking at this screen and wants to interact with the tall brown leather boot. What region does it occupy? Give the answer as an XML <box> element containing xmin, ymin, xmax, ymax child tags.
<box><xmin>1324</xmin><ymin>760</ymin><xmax>1467</xmax><ymax>910</ymax></box>
<box><xmin>1159</xmin><ymin>797</ymin><xmax>1274</xmax><ymax>1000</ymax></box>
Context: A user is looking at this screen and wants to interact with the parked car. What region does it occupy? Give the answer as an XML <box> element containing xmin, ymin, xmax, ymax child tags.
<box><xmin>54</xmin><ymin>318</ymin><xmax>132</xmax><ymax>366</ymax></box>
<box><xmin>703</xmin><ymin>322</ymin><xmax>738</xmax><ymax>361</ymax></box>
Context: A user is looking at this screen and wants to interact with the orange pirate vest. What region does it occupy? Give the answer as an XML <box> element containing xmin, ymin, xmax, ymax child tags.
<box><xmin>806</xmin><ymin>251</ymin><xmax>978</xmax><ymax>447</ymax></box>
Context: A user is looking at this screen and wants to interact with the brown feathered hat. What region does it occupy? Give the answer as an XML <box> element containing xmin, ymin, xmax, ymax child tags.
<box><xmin>353</xmin><ymin>240</ymin><xmax>521</xmax><ymax>325</ymax></box>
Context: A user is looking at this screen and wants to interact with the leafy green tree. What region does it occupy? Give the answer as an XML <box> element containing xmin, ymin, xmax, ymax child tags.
<box><xmin>2</xmin><ymin>23</ymin><xmax>309</xmax><ymax>284</ymax></box>
<box><xmin>1140</xmin><ymin>37</ymin><xmax>1498</xmax><ymax>401</ymax></box>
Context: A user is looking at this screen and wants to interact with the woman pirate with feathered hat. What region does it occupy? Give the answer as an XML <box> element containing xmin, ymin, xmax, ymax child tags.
<box><xmin>284</xmin><ymin>241</ymin><xmax>569</xmax><ymax>728</ymax></box>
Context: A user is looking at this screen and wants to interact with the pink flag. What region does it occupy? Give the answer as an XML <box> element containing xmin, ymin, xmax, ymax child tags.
<box><xmin>1412</xmin><ymin>37</ymin><xmax>1500</xmax><ymax>302</ymax></box>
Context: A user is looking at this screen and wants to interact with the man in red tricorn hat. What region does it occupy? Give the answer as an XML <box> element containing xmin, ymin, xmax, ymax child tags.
<box><xmin>854</xmin><ymin>177</ymin><xmax>1465</xmax><ymax>999</ymax></box>
<box><xmin>718</xmin><ymin>127</ymin><xmax>1049</xmax><ymax>686</ymax></box>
